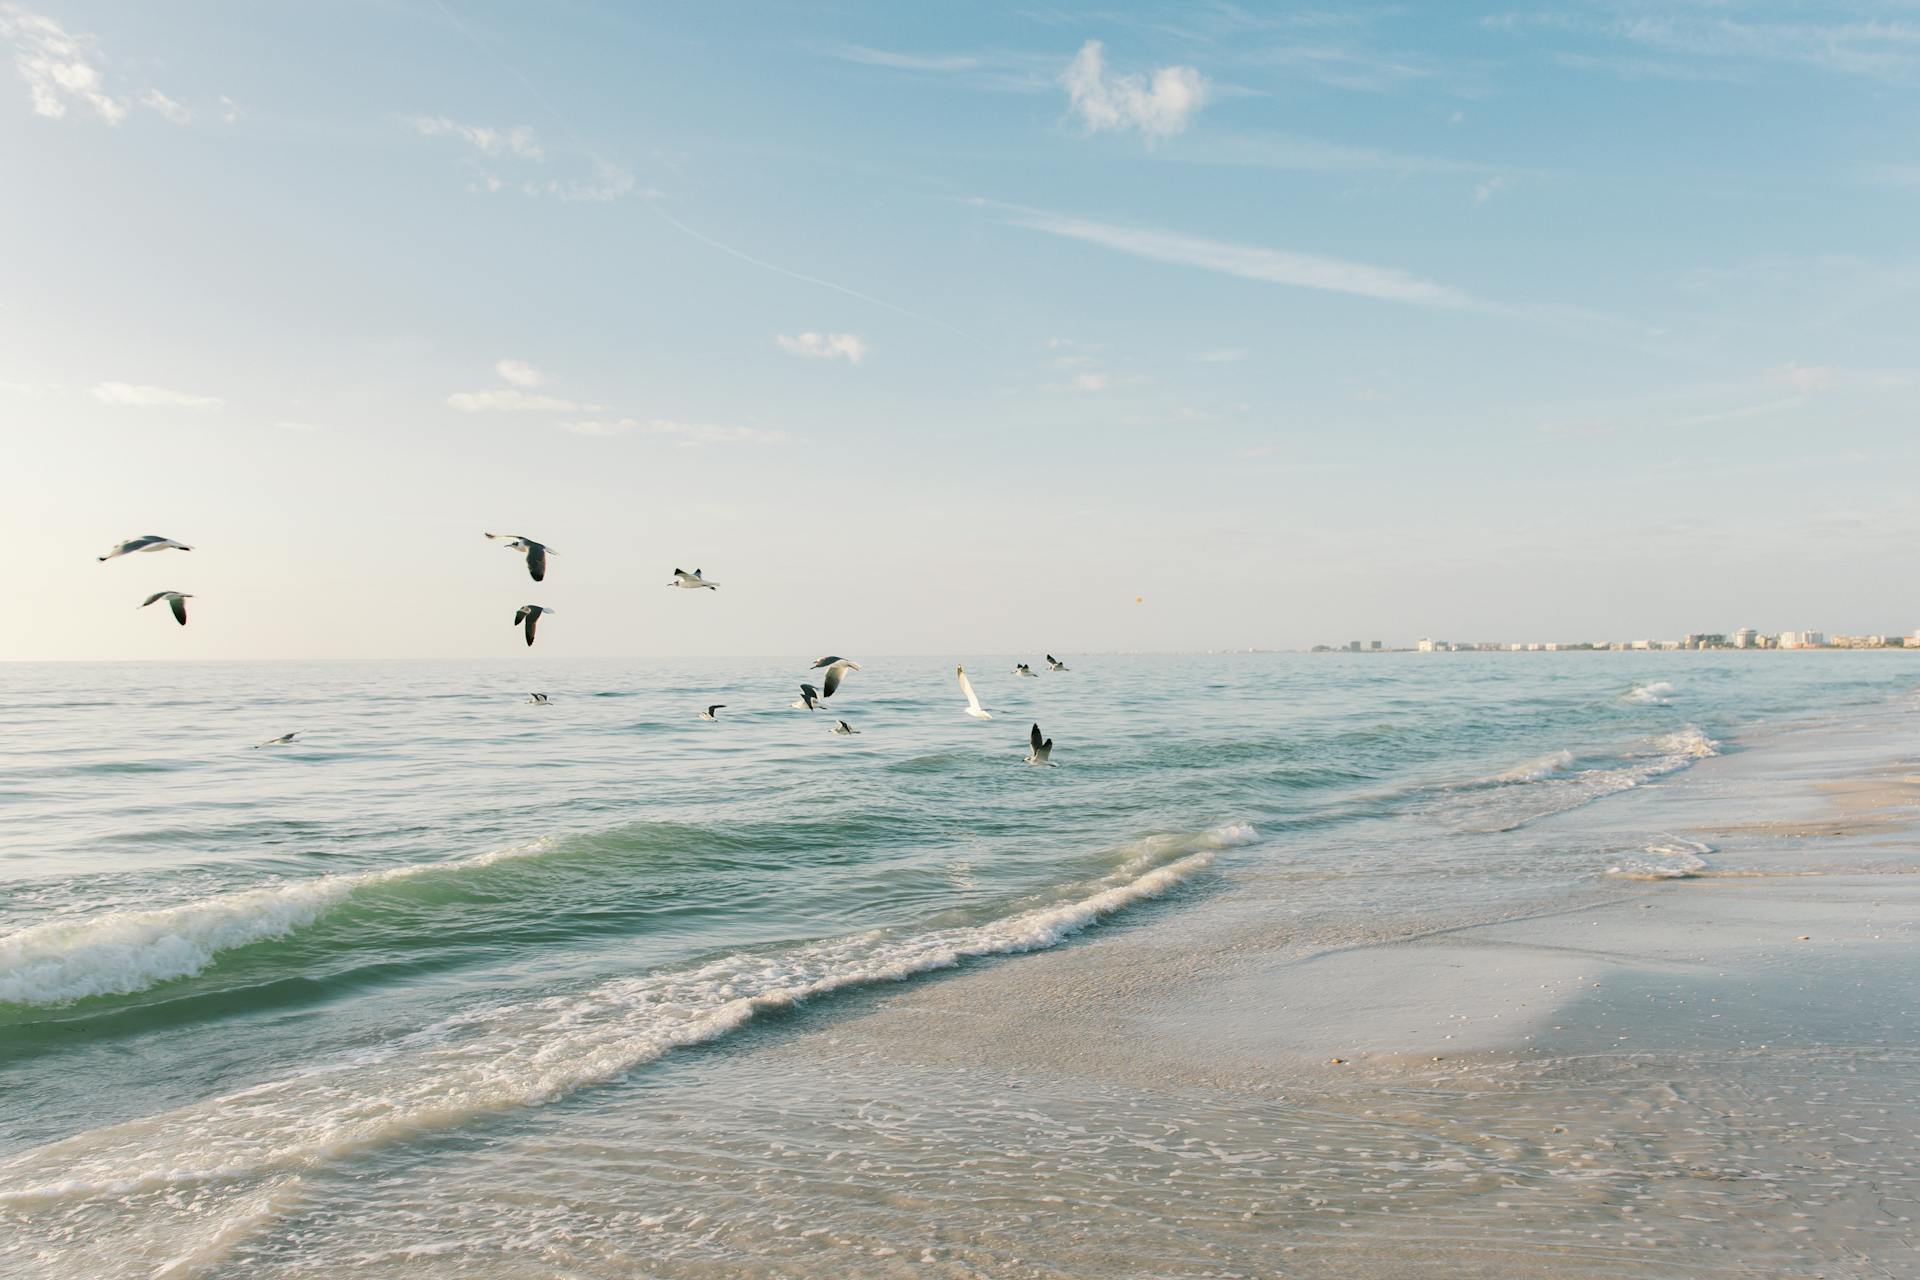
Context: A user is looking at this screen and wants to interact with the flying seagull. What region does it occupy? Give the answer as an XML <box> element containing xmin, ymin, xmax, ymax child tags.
<box><xmin>699</xmin><ymin>704</ymin><xmax>725</xmax><ymax>720</ymax></box>
<box><xmin>956</xmin><ymin>666</ymin><xmax>991</xmax><ymax>720</ymax></box>
<box><xmin>1014</xmin><ymin>662</ymin><xmax>1038</xmax><ymax>677</ymax></box>
<box><xmin>527</xmin><ymin>693</ymin><xmax>550</xmax><ymax>704</ymax></box>
<box><xmin>668</xmin><ymin>568</ymin><xmax>718</xmax><ymax>590</ymax></box>
<box><xmin>831</xmin><ymin>719</ymin><xmax>859</xmax><ymax>735</ymax></box>
<box><xmin>1026</xmin><ymin>723</ymin><xmax>1054</xmax><ymax>766</ymax></box>
<box><xmin>1046</xmin><ymin>654</ymin><xmax>1069</xmax><ymax>672</ymax></box>
<box><xmin>792</xmin><ymin>683</ymin><xmax>823</xmax><ymax>712</ymax></box>
<box><xmin>485</xmin><ymin>533</ymin><xmax>554</xmax><ymax>582</ymax></box>
<box><xmin>818</xmin><ymin>658</ymin><xmax>861</xmax><ymax>697</ymax></box>
<box><xmin>100</xmin><ymin>535</ymin><xmax>191</xmax><ymax>561</ymax></box>
<box><xmin>140</xmin><ymin>591</ymin><xmax>191</xmax><ymax>626</ymax></box>
<box><xmin>513</xmin><ymin>605</ymin><xmax>554</xmax><ymax>647</ymax></box>
<box><xmin>255</xmin><ymin>732</ymin><xmax>299</xmax><ymax>748</ymax></box>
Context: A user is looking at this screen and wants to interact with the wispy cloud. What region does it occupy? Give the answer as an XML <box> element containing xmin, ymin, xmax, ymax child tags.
<box><xmin>831</xmin><ymin>44</ymin><xmax>980</xmax><ymax>72</ymax></box>
<box><xmin>1473</xmin><ymin>175</ymin><xmax>1510</xmax><ymax>205</ymax></box>
<box><xmin>412</xmin><ymin>114</ymin><xmax>542</xmax><ymax>159</ymax></box>
<box><xmin>446</xmin><ymin>388</ymin><xmax>598</xmax><ymax>412</ymax></box>
<box><xmin>1490</xmin><ymin>10</ymin><xmax>1920</xmax><ymax>83</ymax></box>
<box><xmin>775</xmin><ymin>331</ymin><xmax>868</xmax><ymax>363</ymax></box>
<box><xmin>1165</xmin><ymin>131</ymin><xmax>1489</xmax><ymax>176</ymax></box>
<box><xmin>1</xmin><ymin>6</ymin><xmax>126</xmax><ymax>123</ymax></box>
<box><xmin>996</xmin><ymin>203</ymin><xmax>1484</xmax><ymax>311</ymax></box>
<box><xmin>92</xmin><ymin>381</ymin><xmax>223</xmax><ymax>409</ymax></box>
<box><xmin>495</xmin><ymin>358</ymin><xmax>544</xmax><ymax>388</ymax></box>
<box><xmin>1061</xmin><ymin>39</ymin><xmax>1209</xmax><ymax>141</ymax></box>
<box><xmin>141</xmin><ymin>88</ymin><xmax>190</xmax><ymax>125</ymax></box>
<box><xmin>559</xmin><ymin>417</ymin><xmax>786</xmax><ymax>444</ymax></box>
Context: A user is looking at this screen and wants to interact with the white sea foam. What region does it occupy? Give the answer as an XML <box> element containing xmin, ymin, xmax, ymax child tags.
<box><xmin>1625</xmin><ymin>681</ymin><xmax>1678</xmax><ymax>705</ymax></box>
<box><xmin>0</xmin><ymin>823</ymin><xmax>1251</xmax><ymax>1210</ymax></box>
<box><xmin>0</xmin><ymin>838</ymin><xmax>557</xmax><ymax>1007</ymax></box>
<box><xmin>1492</xmin><ymin>750</ymin><xmax>1575</xmax><ymax>784</ymax></box>
<box><xmin>1607</xmin><ymin>836</ymin><xmax>1712</xmax><ymax>880</ymax></box>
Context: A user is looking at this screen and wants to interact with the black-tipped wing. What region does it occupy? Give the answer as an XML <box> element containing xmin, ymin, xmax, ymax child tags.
<box><xmin>707</xmin><ymin>704</ymin><xmax>725</xmax><ymax>715</ymax></box>
<box><xmin>170</xmin><ymin>595</ymin><xmax>188</xmax><ymax>626</ymax></box>
<box><xmin>1030</xmin><ymin>723</ymin><xmax>1044</xmax><ymax>751</ymax></box>
<box><xmin>823</xmin><ymin>665</ymin><xmax>844</xmax><ymax>697</ymax></box>
<box><xmin>514</xmin><ymin>607</ymin><xmax>530</xmax><ymax>626</ymax></box>
<box><xmin>527</xmin><ymin>543</ymin><xmax>547</xmax><ymax>582</ymax></box>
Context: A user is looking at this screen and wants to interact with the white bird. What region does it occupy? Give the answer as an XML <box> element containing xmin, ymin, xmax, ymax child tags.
<box><xmin>668</xmin><ymin>568</ymin><xmax>718</xmax><ymax>590</ymax></box>
<box><xmin>1014</xmin><ymin>662</ymin><xmax>1038</xmax><ymax>677</ymax></box>
<box><xmin>956</xmin><ymin>666</ymin><xmax>991</xmax><ymax>720</ymax></box>
<box><xmin>699</xmin><ymin>704</ymin><xmax>725</xmax><ymax>720</ymax></box>
<box><xmin>527</xmin><ymin>693</ymin><xmax>550</xmax><ymax>704</ymax></box>
<box><xmin>792</xmin><ymin>683</ymin><xmax>823</xmax><ymax>711</ymax></box>
<box><xmin>1026</xmin><ymin>723</ymin><xmax>1054</xmax><ymax>766</ymax></box>
<box><xmin>100</xmin><ymin>535</ymin><xmax>191</xmax><ymax>561</ymax></box>
<box><xmin>255</xmin><ymin>732</ymin><xmax>299</xmax><ymax>748</ymax></box>
<box><xmin>1046</xmin><ymin>654</ymin><xmax>1069</xmax><ymax>672</ymax></box>
<box><xmin>140</xmin><ymin>591</ymin><xmax>191</xmax><ymax>626</ymax></box>
<box><xmin>817</xmin><ymin>658</ymin><xmax>861</xmax><ymax>697</ymax></box>
<box><xmin>513</xmin><ymin>605</ymin><xmax>554</xmax><ymax>647</ymax></box>
<box><xmin>486</xmin><ymin>533</ymin><xmax>554</xmax><ymax>582</ymax></box>
<box><xmin>831</xmin><ymin>719</ymin><xmax>859</xmax><ymax>735</ymax></box>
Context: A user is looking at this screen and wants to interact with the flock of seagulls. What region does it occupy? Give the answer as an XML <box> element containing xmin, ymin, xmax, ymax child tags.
<box><xmin>96</xmin><ymin>529</ymin><xmax>1072</xmax><ymax>765</ymax></box>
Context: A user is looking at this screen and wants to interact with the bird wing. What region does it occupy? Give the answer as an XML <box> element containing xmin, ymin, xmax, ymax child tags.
<box><xmin>524</xmin><ymin>610</ymin><xmax>539</xmax><ymax>645</ymax></box>
<box><xmin>527</xmin><ymin>543</ymin><xmax>547</xmax><ymax>582</ymax></box>
<box><xmin>811</xmin><ymin>655</ymin><xmax>839</xmax><ymax>669</ymax></box>
<box><xmin>140</xmin><ymin>591</ymin><xmax>167</xmax><ymax>607</ymax></box>
<box><xmin>957</xmin><ymin>667</ymin><xmax>984</xmax><ymax>714</ymax></box>
<box><xmin>170</xmin><ymin>595</ymin><xmax>188</xmax><ymax>626</ymax></box>
<box><xmin>708</xmin><ymin>704</ymin><xmax>724</xmax><ymax>714</ymax></box>
<box><xmin>1030</xmin><ymin>723</ymin><xmax>1044</xmax><ymax>752</ymax></box>
<box><xmin>514</xmin><ymin>607</ymin><xmax>529</xmax><ymax>625</ymax></box>
<box><xmin>822</xmin><ymin>664</ymin><xmax>844</xmax><ymax>697</ymax></box>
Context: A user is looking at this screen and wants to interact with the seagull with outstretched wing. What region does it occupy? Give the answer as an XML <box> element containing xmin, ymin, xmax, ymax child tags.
<box><xmin>956</xmin><ymin>666</ymin><xmax>991</xmax><ymax>720</ymax></box>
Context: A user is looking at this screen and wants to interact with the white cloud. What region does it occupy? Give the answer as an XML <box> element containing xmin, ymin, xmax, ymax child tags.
<box><xmin>495</xmin><ymin>359</ymin><xmax>545</xmax><ymax>388</ymax></box>
<box><xmin>219</xmin><ymin>94</ymin><xmax>241</xmax><ymax>124</ymax></box>
<box><xmin>775</xmin><ymin>331</ymin><xmax>869</xmax><ymax>364</ymax></box>
<box><xmin>141</xmin><ymin>88</ymin><xmax>190</xmax><ymax>125</ymax></box>
<box><xmin>1770</xmin><ymin>362</ymin><xmax>1834</xmax><ymax>393</ymax></box>
<box><xmin>92</xmin><ymin>381</ymin><xmax>223</xmax><ymax>409</ymax></box>
<box><xmin>1071</xmin><ymin>372</ymin><xmax>1110</xmax><ymax>392</ymax></box>
<box><xmin>1473</xmin><ymin>176</ymin><xmax>1510</xmax><ymax>205</ymax></box>
<box><xmin>412</xmin><ymin>115</ymin><xmax>543</xmax><ymax>159</ymax></box>
<box><xmin>1002</xmin><ymin>205</ymin><xmax>1482</xmax><ymax>310</ymax></box>
<box><xmin>1196</xmin><ymin>347</ymin><xmax>1247</xmax><ymax>363</ymax></box>
<box><xmin>1</xmin><ymin>6</ymin><xmax>126</xmax><ymax>123</ymax></box>
<box><xmin>559</xmin><ymin>417</ymin><xmax>786</xmax><ymax>444</ymax></box>
<box><xmin>1061</xmin><ymin>39</ymin><xmax>1209</xmax><ymax>141</ymax></box>
<box><xmin>446</xmin><ymin>389</ymin><xmax>597</xmax><ymax>412</ymax></box>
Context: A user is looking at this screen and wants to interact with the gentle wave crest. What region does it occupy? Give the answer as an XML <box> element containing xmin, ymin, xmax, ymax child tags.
<box><xmin>0</xmin><ymin>838</ymin><xmax>559</xmax><ymax>1007</ymax></box>
<box><xmin>1625</xmin><ymin>681</ymin><xmax>1678</xmax><ymax>705</ymax></box>
<box><xmin>1607</xmin><ymin>836</ymin><xmax>1712</xmax><ymax>880</ymax></box>
<box><xmin>1490</xmin><ymin>750</ymin><xmax>1575</xmax><ymax>784</ymax></box>
<box><xmin>0</xmin><ymin>822</ymin><xmax>1253</xmax><ymax>1209</ymax></box>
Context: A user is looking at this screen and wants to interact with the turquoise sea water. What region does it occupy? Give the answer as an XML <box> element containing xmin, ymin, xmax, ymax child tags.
<box><xmin>2</xmin><ymin>652</ymin><xmax>1915</xmax><ymax>1276</ymax></box>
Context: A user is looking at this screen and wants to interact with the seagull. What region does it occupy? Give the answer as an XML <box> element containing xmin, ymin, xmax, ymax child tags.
<box><xmin>699</xmin><ymin>704</ymin><xmax>725</xmax><ymax>720</ymax></box>
<box><xmin>831</xmin><ymin>719</ymin><xmax>859</xmax><ymax>735</ymax></box>
<box><xmin>513</xmin><ymin>605</ymin><xmax>554</xmax><ymax>647</ymax></box>
<box><xmin>485</xmin><ymin>533</ymin><xmax>554</xmax><ymax>582</ymax></box>
<box><xmin>100</xmin><ymin>535</ymin><xmax>191</xmax><ymax>561</ymax></box>
<box><xmin>1026</xmin><ymin>723</ymin><xmax>1054</xmax><ymax>766</ymax></box>
<box><xmin>254</xmin><ymin>732</ymin><xmax>299</xmax><ymax>748</ymax></box>
<box><xmin>527</xmin><ymin>693</ymin><xmax>550</xmax><ymax>704</ymax></box>
<box><xmin>1046</xmin><ymin>654</ymin><xmax>1069</xmax><ymax>672</ymax></box>
<box><xmin>956</xmin><ymin>666</ymin><xmax>991</xmax><ymax>720</ymax></box>
<box><xmin>818</xmin><ymin>658</ymin><xmax>861</xmax><ymax>697</ymax></box>
<box><xmin>668</xmin><ymin>568</ymin><xmax>718</xmax><ymax>590</ymax></box>
<box><xmin>1014</xmin><ymin>662</ymin><xmax>1038</xmax><ymax>677</ymax></box>
<box><xmin>140</xmin><ymin>591</ymin><xmax>191</xmax><ymax>626</ymax></box>
<box><xmin>792</xmin><ymin>683</ymin><xmax>823</xmax><ymax>711</ymax></box>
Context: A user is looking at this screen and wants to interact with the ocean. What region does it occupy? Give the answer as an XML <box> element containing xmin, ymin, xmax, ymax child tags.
<box><xmin>2</xmin><ymin>652</ymin><xmax>1916</xmax><ymax>1277</ymax></box>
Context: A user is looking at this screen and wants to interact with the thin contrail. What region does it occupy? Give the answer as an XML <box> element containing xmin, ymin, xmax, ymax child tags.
<box><xmin>429</xmin><ymin>0</ymin><xmax>976</xmax><ymax>343</ymax></box>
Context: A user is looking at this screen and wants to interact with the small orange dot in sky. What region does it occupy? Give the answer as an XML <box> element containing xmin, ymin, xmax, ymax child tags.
<box><xmin>1135</xmin><ymin>596</ymin><xmax>1144</xmax><ymax>604</ymax></box>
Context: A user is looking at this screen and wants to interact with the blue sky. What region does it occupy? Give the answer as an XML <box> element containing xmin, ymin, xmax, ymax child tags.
<box><xmin>3</xmin><ymin>1</ymin><xmax>1917</xmax><ymax>659</ymax></box>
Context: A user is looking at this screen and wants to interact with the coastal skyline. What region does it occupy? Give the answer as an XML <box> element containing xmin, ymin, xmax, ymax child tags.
<box><xmin>6</xmin><ymin>1</ymin><xmax>1920</xmax><ymax>660</ymax></box>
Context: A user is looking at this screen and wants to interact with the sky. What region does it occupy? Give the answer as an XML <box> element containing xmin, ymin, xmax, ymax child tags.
<box><xmin>3</xmin><ymin>0</ymin><xmax>1918</xmax><ymax>660</ymax></box>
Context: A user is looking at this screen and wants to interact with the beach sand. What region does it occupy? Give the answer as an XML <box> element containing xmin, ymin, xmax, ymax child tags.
<box><xmin>653</xmin><ymin>711</ymin><xmax>1920</xmax><ymax>1277</ymax></box>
